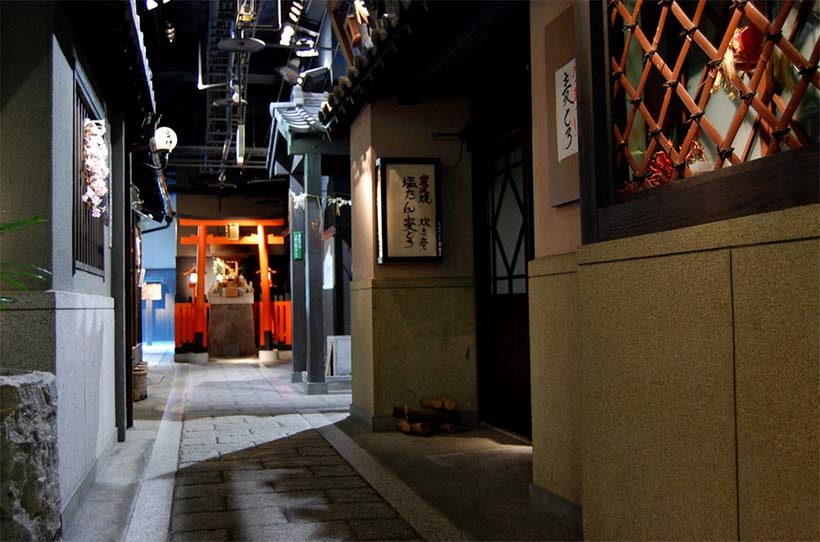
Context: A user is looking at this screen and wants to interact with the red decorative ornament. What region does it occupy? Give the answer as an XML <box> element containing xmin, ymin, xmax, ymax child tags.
<box><xmin>644</xmin><ymin>150</ymin><xmax>674</xmax><ymax>188</ymax></box>
<box><xmin>730</xmin><ymin>25</ymin><xmax>764</xmax><ymax>72</ymax></box>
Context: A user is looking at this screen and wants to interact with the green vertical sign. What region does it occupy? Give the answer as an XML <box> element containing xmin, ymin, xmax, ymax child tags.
<box><xmin>293</xmin><ymin>230</ymin><xmax>303</xmax><ymax>260</ymax></box>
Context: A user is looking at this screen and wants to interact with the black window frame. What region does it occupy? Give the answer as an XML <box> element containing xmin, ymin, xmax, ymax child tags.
<box><xmin>73</xmin><ymin>64</ymin><xmax>106</xmax><ymax>275</ymax></box>
<box><xmin>575</xmin><ymin>1</ymin><xmax>820</xmax><ymax>244</ymax></box>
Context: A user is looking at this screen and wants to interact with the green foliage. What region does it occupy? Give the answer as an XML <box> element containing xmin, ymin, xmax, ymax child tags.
<box><xmin>0</xmin><ymin>214</ymin><xmax>50</xmax><ymax>307</ymax></box>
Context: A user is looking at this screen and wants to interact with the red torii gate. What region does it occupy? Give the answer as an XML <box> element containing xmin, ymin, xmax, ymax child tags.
<box><xmin>178</xmin><ymin>218</ymin><xmax>285</xmax><ymax>351</ymax></box>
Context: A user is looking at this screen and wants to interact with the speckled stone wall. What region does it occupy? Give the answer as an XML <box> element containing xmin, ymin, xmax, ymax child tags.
<box><xmin>732</xmin><ymin>239</ymin><xmax>819</xmax><ymax>540</ymax></box>
<box><xmin>348</xmin><ymin>97</ymin><xmax>477</xmax><ymax>428</ymax></box>
<box><xmin>350</xmin><ymin>278</ymin><xmax>477</xmax><ymax>427</ymax></box>
<box><xmin>579</xmin><ymin>250</ymin><xmax>737</xmax><ymax>540</ymax></box>
<box><xmin>370</xmin><ymin>278</ymin><xmax>477</xmax><ymax>419</ymax></box>
<box><xmin>528</xmin><ymin>253</ymin><xmax>581</xmax><ymax>506</ymax></box>
<box><xmin>350</xmin><ymin>283</ymin><xmax>374</xmax><ymax>416</ymax></box>
<box><xmin>577</xmin><ymin>204</ymin><xmax>820</xmax><ymax>541</ymax></box>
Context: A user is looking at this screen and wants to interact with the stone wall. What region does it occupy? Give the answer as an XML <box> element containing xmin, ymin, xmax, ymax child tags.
<box><xmin>0</xmin><ymin>371</ymin><xmax>60</xmax><ymax>541</ymax></box>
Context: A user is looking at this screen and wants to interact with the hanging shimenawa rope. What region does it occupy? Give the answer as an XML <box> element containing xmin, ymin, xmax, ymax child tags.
<box><xmin>288</xmin><ymin>189</ymin><xmax>352</xmax><ymax>237</ymax></box>
<box><xmin>82</xmin><ymin>119</ymin><xmax>109</xmax><ymax>218</ymax></box>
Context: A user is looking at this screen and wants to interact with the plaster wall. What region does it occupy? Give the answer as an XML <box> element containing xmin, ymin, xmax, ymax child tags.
<box><xmin>349</xmin><ymin>97</ymin><xmax>477</xmax><ymax>424</ymax></box>
<box><xmin>0</xmin><ymin>11</ymin><xmax>117</xmax><ymax>523</ymax></box>
<box><xmin>577</xmin><ymin>204</ymin><xmax>819</xmax><ymax>540</ymax></box>
<box><xmin>142</xmin><ymin>194</ymin><xmax>178</xmax><ymax>269</ymax></box>
<box><xmin>529</xmin><ymin>0</ymin><xmax>581</xmax><ymax>259</ymax></box>
<box><xmin>0</xmin><ymin>1</ymin><xmax>53</xmax><ymax>279</ymax></box>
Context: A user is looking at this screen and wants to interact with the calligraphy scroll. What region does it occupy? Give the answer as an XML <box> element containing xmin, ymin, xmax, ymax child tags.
<box><xmin>545</xmin><ymin>6</ymin><xmax>580</xmax><ymax>207</ymax></box>
<box><xmin>376</xmin><ymin>158</ymin><xmax>442</xmax><ymax>263</ymax></box>
<box><xmin>555</xmin><ymin>58</ymin><xmax>577</xmax><ymax>162</ymax></box>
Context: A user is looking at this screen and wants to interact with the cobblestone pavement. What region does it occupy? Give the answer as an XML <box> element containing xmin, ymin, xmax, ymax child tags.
<box><xmin>170</xmin><ymin>359</ymin><xmax>421</xmax><ymax>542</ymax></box>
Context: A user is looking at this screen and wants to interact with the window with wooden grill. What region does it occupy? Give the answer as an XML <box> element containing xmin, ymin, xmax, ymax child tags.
<box><xmin>577</xmin><ymin>0</ymin><xmax>819</xmax><ymax>242</ymax></box>
<box><xmin>73</xmin><ymin>72</ymin><xmax>106</xmax><ymax>275</ymax></box>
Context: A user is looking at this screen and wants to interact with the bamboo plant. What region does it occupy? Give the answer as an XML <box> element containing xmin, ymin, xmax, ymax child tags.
<box><xmin>0</xmin><ymin>214</ymin><xmax>51</xmax><ymax>308</ymax></box>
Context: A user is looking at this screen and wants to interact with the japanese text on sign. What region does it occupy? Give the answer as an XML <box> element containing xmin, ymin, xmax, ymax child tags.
<box><xmin>555</xmin><ymin>58</ymin><xmax>578</xmax><ymax>162</ymax></box>
<box><xmin>384</xmin><ymin>163</ymin><xmax>438</xmax><ymax>259</ymax></box>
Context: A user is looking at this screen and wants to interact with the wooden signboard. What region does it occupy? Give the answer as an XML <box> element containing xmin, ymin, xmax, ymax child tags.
<box><xmin>545</xmin><ymin>6</ymin><xmax>580</xmax><ymax>207</ymax></box>
<box><xmin>376</xmin><ymin>158</ymin><xmax>442</xmax><ymax>263</ymax></box>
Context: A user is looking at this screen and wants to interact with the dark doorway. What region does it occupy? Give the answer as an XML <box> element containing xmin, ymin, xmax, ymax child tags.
<box><xmin>473</xmin><ymin>129</ymin><xmax>534</xmax><ymax>438</ymax></box>
<box><xmin>465</xmin><ymin>0</ymin><xmax>532</xmax><ymax>437</ymax></box>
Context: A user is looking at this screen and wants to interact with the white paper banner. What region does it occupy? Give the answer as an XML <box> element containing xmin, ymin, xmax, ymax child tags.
<box><xmin>555</xmin><ymin>58</ymin><xmax>578</xmax><ymax>162</ymax></box>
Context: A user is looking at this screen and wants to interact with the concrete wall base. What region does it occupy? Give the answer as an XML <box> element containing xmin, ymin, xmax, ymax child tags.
<box><xmin>302</xmin><ymin>381</ymin><xmax>328</xmax><ymax>395</ymax></box>
<box><xmin>173</xmin><ymin>352</ymin><xmax>209</xmax><ymax>364</ymax></box>
<box><xmin>349</xmin><ymin>404</ymin><xmax>394</xmax><ymax>432</ymax></box>
<box><xmin>61</xmin><ymin>430</ymin><xmax>116</xmax><ymax>529</ymax></box>
<box><xmin>350</xmin><ymin>404</ymin><xmax>479</xmax><ymax>433</ymax></box>
<box><xmin>529</xmin><ymin>482</ymin><xmax>582</xmax><ymax>538</ymax></box>
<box><xmin>258</xmin><ymin>349</ymin><xmax>279</xmax><ymax>363</ymax></box>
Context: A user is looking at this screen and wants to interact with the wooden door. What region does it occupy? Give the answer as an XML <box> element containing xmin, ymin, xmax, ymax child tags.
<box><xmin>475</xmin><ymin>132</ymin><xmax>533</xmax><ymax>438</ymax></box>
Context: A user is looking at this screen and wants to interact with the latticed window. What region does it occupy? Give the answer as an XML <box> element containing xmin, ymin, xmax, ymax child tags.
<box><xmin>73</xmin><ymin>72</ymin><xmax>106</xmax><ymax>275</ymax></box>
<box><xmin>611</xmin><ymin>0</ymin><xmax>818</xmax><ymax>192</ymax></box>
<box><xmin>577</xmin><ymin>0</ymin><xmax>819</xmax><ymax>242</ymax></box>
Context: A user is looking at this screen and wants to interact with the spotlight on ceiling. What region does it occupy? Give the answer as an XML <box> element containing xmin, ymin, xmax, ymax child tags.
<box><xmin>296</xmin><ymin>66</ymin><xmax>329</xmax><ymax>87</ymax></box>
<box><xmin>236</xmin><ymin>124</ymin><xmax>246</xmax><ymax>167</ymax></box>
<box><xmin>295</xmin><ymin>37</ymin><xmax>317</xmax><ymax>57</ymax></box>
<box><xmin>165</xmin><ymin>21</ymin><xmax>176</xmax><ymax>43</ymax></box>
<box><xmin>279</xmin><ymin>23</ymin><xmax>295</xmax><ymax>46</ymax></box>
<box><xmin>289</xmin><ymin>1</ymin><xmax>303</xmax><ymax>23</ymax></box>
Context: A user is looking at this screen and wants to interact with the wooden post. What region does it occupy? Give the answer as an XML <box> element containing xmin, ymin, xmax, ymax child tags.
<box><xmin>290</xmin><ymin>177</ymin><xmax>308</xmax><ymax>382</ymax></box>
<box><xmin>304</xmin><ymin>152</ymin><xmax>327</xmax><ymax>394</ymax></box>
<box><xmin>257</xmin><ymin>224</ymin><xmax>273</xmax><ymax>350</ymax></box>
<box><xmin>194</xmin><ymin>224</ymin><xmax>207</xmax><ymax>350</ymax></box>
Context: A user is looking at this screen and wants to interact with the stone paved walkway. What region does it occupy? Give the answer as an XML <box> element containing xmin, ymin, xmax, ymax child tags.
<box><xmin>169</xmin><ymin>359</ymin><xmax>421</xmax><ymax>542</ymax></box>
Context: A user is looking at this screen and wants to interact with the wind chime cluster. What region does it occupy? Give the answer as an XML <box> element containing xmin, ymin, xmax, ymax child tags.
<box><xmin>82</xmin><ymin>119</ymin><xmax>109</xmax><ymax>218</ymax></box>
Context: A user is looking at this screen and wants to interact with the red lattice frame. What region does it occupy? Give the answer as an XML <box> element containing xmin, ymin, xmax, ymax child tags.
<box><xmin>609</xmin><ymin>0</ymin><xmax>820</xmax><ymax>193</ymax></box>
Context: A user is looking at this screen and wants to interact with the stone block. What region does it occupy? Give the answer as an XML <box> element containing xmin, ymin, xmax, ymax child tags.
<box><xmin>326</xmin><ymin>335</ymin><xmax>352</xmax><ymax>376</ymax></box>
<box><xmin>579</xmin><ymin>250</ymin><xmax>736</xmax><ymax>540</ymax></box>
<box><xmin>234</xmin><ymin>521</ymin><xmax>353</xmax><ymax>541</ymax></box>
<box><xmin>171</xmin><ymin>506</ymin><xmax>287</xmax><ymax>532</ymax></box>
<box><xmin>309</xmin><ymin>464</ymin><xmax>355</xmax><ymax>477</ymax></box>
<box><xmin>172</xmin><ymin>495</ymin><xmax>227</xmax><ymax>515</ymax></box>
<box><xmin>222</xmin><ymin>467</ymin><xmax>310</xmax><ymax>482</ymax></box>
<box><xmin>349</xmin><ymin>518</ymin><xmax>418</xmax><ymax>540</ymax></box>
<box><xmin>226</xmin><ymin>490</ymin><xmax>327</xmax><ymax>510</ymax></box>
<box><xmin>0</xmin><ymin>371</ymin><xmax>60</xmax><ymax>542</ymax></box>
<box><xmin>174</xmin><ymin>471</ymin><xmax>223</xmax><ymax>486</ymax></box>
<box><xmin>273</xmin><ymin>476</ymin><xmax>367</xmax><ymax>492</ymax></box>
<box><xmin>284</xmin><ymin>502</ymin><xmax>396</xmax><ymax>523</ymax></box>
<box><xmin>171</xmin><ymin>528</ymin><xmax>229</xmax><ymax>542</ymax></box>
<box><xmin>326</xmin><ymin>487</ymin><xmax>383</xmax><ymax>503</ymax></box>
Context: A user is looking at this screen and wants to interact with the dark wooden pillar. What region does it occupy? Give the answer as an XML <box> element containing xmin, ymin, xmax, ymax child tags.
<box><xmin>289</xmin><ymin>176</ymin><xmax>307</xmax><ymax>382</ymax></box>
<box><xmin>303</xmin><ymin>152</ymin><xmax>327</xmax><ymax>394</ymax></box>
<box><xmin>110</xmin><ymin>114</ymin><xmax>127</xmax><ymax>442</ymax></box>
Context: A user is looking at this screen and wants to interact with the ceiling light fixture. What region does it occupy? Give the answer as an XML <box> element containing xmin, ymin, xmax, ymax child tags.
<box><xmin>165</xmin><ymin>21</ymin><xmax>176</xmax><ymax>43</ymax></box>
<box><xmin>279</xmin><ymin>23</ymin><xmax>295</xmax><ymax>46</ymax></box>
<box><xmin>236</xmin><ymin>124</ymin><xmax>246</xmax><ymax>167</ymax></box>
<box><xmin>296</xmin><ymin>66</ymin><xmax>329</xmax><ymax>86</ymax></box>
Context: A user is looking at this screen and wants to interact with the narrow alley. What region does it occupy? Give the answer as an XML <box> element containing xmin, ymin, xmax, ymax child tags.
<box><xmin>2</xmin><ymin>1</ymin><xmax>817</xmax><ymax>540</ymax></box>
<box><xmin>63</xmin><ymin>348</ymin><xmax>572</xmax><ymax>542</ymax></box>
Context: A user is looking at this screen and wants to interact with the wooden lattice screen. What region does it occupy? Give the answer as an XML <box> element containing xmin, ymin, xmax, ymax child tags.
<box><xmin>609</xmin><ymin>0</ymin><xmax>820</xmax><ymax>195</ymax></box>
